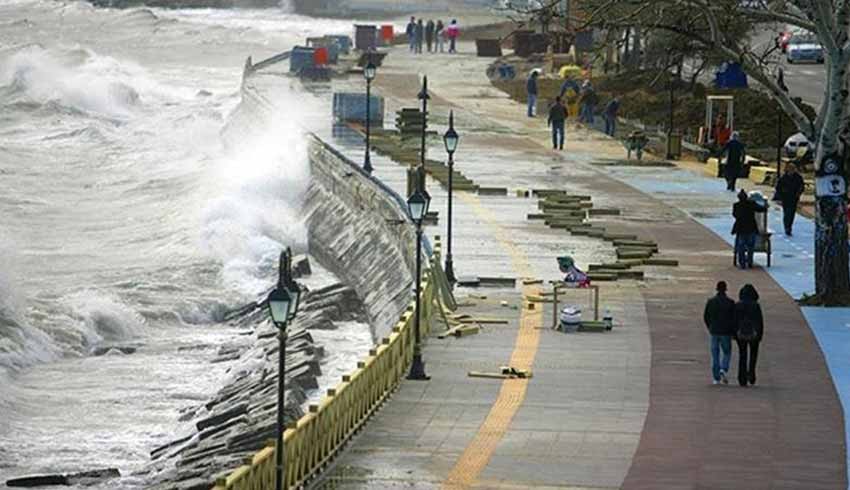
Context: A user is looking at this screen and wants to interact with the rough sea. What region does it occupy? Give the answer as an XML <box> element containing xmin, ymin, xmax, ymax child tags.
<box><xmin>0</xmin><ymin>1</ymin><xmax>368</xmax><ymax>486</ymax></box>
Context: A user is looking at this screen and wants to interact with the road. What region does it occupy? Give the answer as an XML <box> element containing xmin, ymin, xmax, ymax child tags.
<box><xmin>751</xmin><ymin>25</ymin><xmax>827</xmax><ymax>108</ymax></box>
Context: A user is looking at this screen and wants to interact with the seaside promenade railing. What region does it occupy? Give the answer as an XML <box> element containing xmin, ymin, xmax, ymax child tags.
<box><xmin>211</xmin><ymin>239</ymin><xmax>448</xmax><ymax>490</ymax></box>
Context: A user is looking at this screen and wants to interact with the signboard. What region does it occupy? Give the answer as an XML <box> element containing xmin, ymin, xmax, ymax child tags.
<box><xmin>815</xmin><ymin>175</ymin><xmax>847</xmax><ymax>197</ymax></box>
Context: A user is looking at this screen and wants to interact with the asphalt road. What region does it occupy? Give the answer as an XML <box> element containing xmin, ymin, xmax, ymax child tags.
<box><xmin>751</xmin><ymin>25</ymin><xmax>826</xmax><ymax>108</ymax></box>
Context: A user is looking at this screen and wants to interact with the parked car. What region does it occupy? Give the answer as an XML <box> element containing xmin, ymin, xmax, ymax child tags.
<box><xmin>786</xmin><ymin>34</ymin><xmax>825</xmax><ymax>63</ymax></box>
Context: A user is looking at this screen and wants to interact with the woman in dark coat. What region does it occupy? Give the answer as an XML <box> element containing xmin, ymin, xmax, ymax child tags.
<box><xmin>734</xmin><ymin>284</ymin><xmax>764</xmax><ymax>387</ymax></box>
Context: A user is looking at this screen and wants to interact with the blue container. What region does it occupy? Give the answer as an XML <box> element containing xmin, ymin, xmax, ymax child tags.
<box><xmin>333</xmin><ymin>92</ymin><xmax>385</xmax><ymax>124</ymax></box>
<box><xmin>290</xmin><ymin>46</ymin><xmax>316</xmax><ymax>73</ymax></box>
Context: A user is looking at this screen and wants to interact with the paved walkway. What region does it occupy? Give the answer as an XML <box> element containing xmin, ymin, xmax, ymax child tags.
<box><xmin>311</xmin><ymin>41</ymin><xmax>846</xmax><ymax>489</ymax></box>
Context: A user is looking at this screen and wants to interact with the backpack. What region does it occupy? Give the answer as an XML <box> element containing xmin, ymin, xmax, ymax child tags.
<box><xmin>736</xmin><ymin>307</ymin><xmax>758</xmax><ymax>341</ymax></box>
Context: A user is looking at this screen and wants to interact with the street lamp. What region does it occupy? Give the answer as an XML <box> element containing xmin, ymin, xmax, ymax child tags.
<box><xmin>364</xmin><ymin>60</ymin><xmax>377</xmax><ymax>174</ymax></box>
<box><xmin>776</xmin><ymin>66</ymin><xmax>789</xmax><ymax>173</ymax></box>
<box><xmin>418</xmin><ymin>75</ymin><xmax>431</xmax><ymax>187</ymax></box>
<box><xmin>267</xmin><ymin>247</ymin><xmax>303</xmax><ymax>490</ymax></box>
<box><xmin>407</xmin><ymin>188</ymin><xmax>431</xmax><ymax>381</ymax></box>
<box><xmin>666</xmin><ymin>72</ymin><xmax>676</xmax><ymax>160</ymax></box>
<box><xmin>443</xmin><ymin>110</ymin><xmax>459</xmax><ymax>284</ymax></box>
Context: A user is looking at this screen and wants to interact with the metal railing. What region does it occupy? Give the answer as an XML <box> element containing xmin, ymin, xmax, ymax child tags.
<box><xmin>212</xmin><ymin>242</ymin><xmax>445</xmax><ymax>490</ymax></box>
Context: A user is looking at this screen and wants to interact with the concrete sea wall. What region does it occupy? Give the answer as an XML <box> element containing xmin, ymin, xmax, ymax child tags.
<box><xmin>146</xmin><ymin>72</ymin><xmax>416</xmax><ymax>489</ymax></box>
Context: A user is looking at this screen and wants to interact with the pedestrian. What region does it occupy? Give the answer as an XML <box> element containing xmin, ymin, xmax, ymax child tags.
<box><xmin>406</xmin><ymin>17</ymin><xmax>416</xmax><ymax>52</ymax></box>
<box><xmin>435</xmin><ymin>20</ymin><xmax>445</xmax><ymax>52</ymax></box>
<box><xmin>446</xmin><ymin>19</ymin><xmax>459</xmax><ymax>53</ymax></box>
<box><xmin>526</xmin><ymin>70</ymin><xmax>539</xmax><ymax>118</ymax></box>
<box><xmin>734</xmin><ymin>284</ymin><xmax>764</xmax><ymax>387</ymax></box>
<box><xmin>603</xmin><ymin>97</ymin><xmax>620</xmax><ymax>137</ymax></box>
<box><xmin>722</xmin><ymin>131</ymin><xmax>746</xmax><ymax>191</ymax></box>
<box><xmin>425</xmin><ymin>19</ymin><xmax>435</xmax><ymax>53</ymax></box>
<box><xmin>732</xmin><ymin>190</ymin><xmax>765</xmax><ymax>269</ymax></box>
<box><xmin>548</xmin><ymin>96</ymin><xmax>568</xmax><ymax>151</ymax></box>
<box><xmin>774</xmin><ymin>162</ymin><xmax>805</xmax><ymax>236</ymax></box>
<box><xmin>578</xmin><ymin>80</ymin><xmax>597</xmax><ymax>124</ymax></box>
<box><xmin>415</xmin><ymin>19</ymin><xmax>424</xmax><ymax>54</ymax></box>
<box><xmin>704</xmin><ymin>281</ymin><xmax>735</xmax><ymax>385</ymax></box>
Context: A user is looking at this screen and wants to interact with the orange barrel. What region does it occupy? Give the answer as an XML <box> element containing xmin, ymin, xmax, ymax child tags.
<box><xmin>313</xmin><ymin>47</ymin><xmax>329</xmax><ymax>65</ymax></box>
<box><xmin>381</xmin><ymin>24</ymin><xmax>394</xmax><ymax>42</ymax></box>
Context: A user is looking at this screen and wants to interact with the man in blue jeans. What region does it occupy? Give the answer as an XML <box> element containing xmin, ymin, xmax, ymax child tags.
<box><xmin>547</xmin><ymin>97</ymin><xmax>567</xmax><ymax>150</ymax></box>
<box><xmin>703</xmin><ymin>281</ymin><xmax>735</xmax><ymax>384</ymax></box>
<box><xmin>732</xmin><ymin>190</ymin><xmax>765</xmax><ymax>269</ymax></box>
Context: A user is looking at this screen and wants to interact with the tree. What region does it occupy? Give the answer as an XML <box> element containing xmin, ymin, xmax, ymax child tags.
<box><xmin>504</xmin><ymin>0</ymin><xmax>850</xmax><ymax>304</ymax></box>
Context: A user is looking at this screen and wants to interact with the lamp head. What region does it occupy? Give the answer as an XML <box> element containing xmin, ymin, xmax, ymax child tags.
<box><xmin>406</xmin><ymin>188</ymin><xmax>431</xmax><ymax>224</ymax></box>
<box><xmin>267</xmin><ymin>286</ymin><xmax>292</xmax><ymax>330</ymax></box>
<box><xmin>443</xmin><ymin>110</ymin><xmax>459</xmax><ymax>154</ymax></box>
<box><xmin>364</xmin><ymin>62</ymin><xmax>377</xmax><ymax>81</ymax></box>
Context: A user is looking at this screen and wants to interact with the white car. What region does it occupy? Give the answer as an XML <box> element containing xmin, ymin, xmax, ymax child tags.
<box><xmin>787</xmin><ymin>34</ymin><xmax>825</xmax><ymax>63</ymax></box>
<box><xmin>784</xmin><ymin>132</ymin><xmax>811</xmax><ymax>157</ymax></box>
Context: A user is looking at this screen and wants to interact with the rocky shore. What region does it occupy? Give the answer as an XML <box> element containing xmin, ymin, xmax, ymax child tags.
<box><xmin>146</xmin><ymin>267</ymin><xmax>369</xmax><ymax>490</ymax></box>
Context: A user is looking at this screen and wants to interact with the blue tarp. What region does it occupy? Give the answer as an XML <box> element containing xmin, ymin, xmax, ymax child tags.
<box><xmin>714</xmin><ymin>62</ymin><xmax>749</xmax><ymax>89</ymax></box>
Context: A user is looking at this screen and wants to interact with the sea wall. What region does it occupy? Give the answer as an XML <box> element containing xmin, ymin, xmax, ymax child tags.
<box><xmin>147</xmin><ymin>69</ymin><xmax>416</xmax><ymax>490</ymax></box>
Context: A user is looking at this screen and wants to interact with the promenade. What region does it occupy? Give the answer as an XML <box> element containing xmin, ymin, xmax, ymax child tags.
<box><xmin>314</xmin><ymin>41</ymin><xmax>847</xmax><ymax>489</ymax></box>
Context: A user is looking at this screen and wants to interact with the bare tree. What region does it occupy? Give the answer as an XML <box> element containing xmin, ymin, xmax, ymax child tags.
<box><xmin>502</xmin><ymin>0</ymin><xmax>850</xmax><ymax>303</ymax></box>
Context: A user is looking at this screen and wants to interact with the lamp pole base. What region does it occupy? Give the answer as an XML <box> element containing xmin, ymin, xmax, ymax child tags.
<box><xmin>445</xmin><ymin>256</ymin><xmax>456</xmax><ymax>284</ymax></box>
<box><xmin>364</xmin><ymin>152</ymin><xmax>373</xmax><ymax>174</ymax></box>
<box><xmin>407</xmin><ymin>354</ymin><xmax>430</xmax><ymax>381</ymax></box>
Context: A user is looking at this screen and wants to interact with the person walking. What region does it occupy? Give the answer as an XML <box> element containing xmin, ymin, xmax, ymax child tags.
<box><xmin>526</xmin><ymin>70</ymin><xmax>539</xmax><ymax>118</ymax></box>
<box><xmin>435</xmin><ymin>20</ymin><xmax>445</xmax><ymax>52</ymax></box>
<box><xmin>732</xmin><ymin>190</ymin><xmax>765</xmax><ymax>269</ymax></box>
<box><xmin>425</xmin><ymin>19</ymin><xmax>435</xmax><ymax>53</ymax></box>
<box><xmin>723</xmin><ymin>131</ymin><xmax>746</xmax><ymax>191</ymax></box>
<box><xmin>579</xmin><ymin>80</ymin><xmax>597</xmax><ymax>124</ymax></box>
<box><xmin>548</xmin><ymin>96</ymin><xmax>568</xmax><ymax>151</ymax></box>
<box><xmin>703</xmin><ymin>281</ymin><xmax>735</xmax><ymax>385</ymax></box>
<box><xmin>603</xmin><ymin>97</ymin><xmax>620</xmax><ymax>137</ymax></box>
<box><xmin>446</xmin><ymin>19</ymin><xmax>459</xmax><ymax>53</ymax></box>
<box><xmin>415</xmin><ymin>19</ymin><xmax>424</xmax><ymax>54</ymax></box>
<box><xmin>734</xmin><ymin>284</ymin><xmax>764</xmax><ymax>387</ymax></box>
<box><xmin>406</xmin><ymin>17</ymin><xmax>416</xmax><ymax>52</ymax></box>
<box><xmin>774</xmin><ymin>162</ymin><xmax>805</xmax><ymax>236</ymax></box>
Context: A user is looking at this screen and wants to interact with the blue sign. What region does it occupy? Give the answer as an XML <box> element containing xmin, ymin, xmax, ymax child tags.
<box><xmin>714</xmin><ymin>62</ymin><xmax>749</xmax><ymax>89</ymax></box>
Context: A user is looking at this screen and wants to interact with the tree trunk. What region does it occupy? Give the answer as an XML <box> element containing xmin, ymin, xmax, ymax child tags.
<box><xmin>814</xmin><ymin>196</ymin><xmax>850</xmax><ymax>303</ymax></box>
<box><xmin>813</xmin><ymin>49</ymin><xmax>850</xmax><ymax>304</ymax></box>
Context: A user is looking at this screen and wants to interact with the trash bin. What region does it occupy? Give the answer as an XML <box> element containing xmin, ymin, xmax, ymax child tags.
<box><xmin>289</xmin><ymin>46</ymin><xmax>316</xmax><ymax>73</ymax></box>
<box><xmin>313</xmin><ymin>47</ymin><xmax>329</xmax><ymax>66</ymax></box>
<box><xmin>380</xmin><ymin>25</ymin><xmax>394</xmax><ymax>45</ymax></box>
<box><xmin>666</xmin><ymin>131</ymin><xmax>682</xmax><ymax>160</ymax></box>
<box><xmin>355</xmin><ymin>25</ymin><xmax>378</xmax><ymax>51</ymax></box>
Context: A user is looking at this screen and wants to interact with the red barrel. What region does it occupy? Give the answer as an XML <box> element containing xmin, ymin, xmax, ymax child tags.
<box><xmin>313</xmin><ymin>47</ymin><xmax>329</xmax><ymax>65</ymax></box>
<box><xmin>381</xmin><ymin>25</ymin><xmax>394</xmax><ymax>42</ymax></box>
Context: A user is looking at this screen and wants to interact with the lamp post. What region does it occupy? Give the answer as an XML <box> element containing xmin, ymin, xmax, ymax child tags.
<box><xmin>776</xmin><ymin>66</ymin><xmax>789</xmax><ymax>173</ymax></box>
<box><xmin>443</xmin><ymin>111</ymin><xmax>459</xmax><ymax>284</ymax></box>
<box><xmin>364</xmin><ymin>60</ymin><xmax>377</xmax><ymax>174</ymax></box>
<box><xmin>418</xmin><ymin>76</ymin><xmax>431</xmax><ymax>189</ymax></box>
<box><xmin>267</xmin><ymin>248</ymin><xmax>303</xmax><ymax>490</ymax></box>
<box><xmin>406</xmin><ymin>188</ymin><xmax>431</xmax><ymax>381</ymax></box>
<box><xmin>666</xmin><ymin>72</ymin><xmax>676</xmax><ymax>160</ymax></box>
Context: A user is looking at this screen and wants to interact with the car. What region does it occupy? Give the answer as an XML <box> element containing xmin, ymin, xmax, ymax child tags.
<box><xmin>786</xmin><ymin>34</ymin><xmax>825</xmax><ymax>63</ymax></box>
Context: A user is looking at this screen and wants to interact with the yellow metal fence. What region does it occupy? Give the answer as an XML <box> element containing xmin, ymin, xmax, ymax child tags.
<box><xmin>212</xmin><ymin>241</ymin><xmax>446</xmax><ymax>490</ymax></box>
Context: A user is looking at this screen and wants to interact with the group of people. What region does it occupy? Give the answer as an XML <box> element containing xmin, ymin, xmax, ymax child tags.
<box><xmin>526</xmin><ymin>70</ymin><xmax>622</xmax><ymax>151</ymax></box>
<box><xmin>704</xmin><ymin>281</ymin><xmax>764</xmax><ymax>387</ymax></box>
<box><xmin>405</xmin><ymin>17</ymin><xmax>459</xmax><ymax>54</ymax></box>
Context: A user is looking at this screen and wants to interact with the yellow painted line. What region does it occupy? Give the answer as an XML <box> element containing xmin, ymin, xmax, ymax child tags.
<box><xmin>442</xmin><ymin>192</ymin><xmax>543</xmax><ymax>490</ymax></box>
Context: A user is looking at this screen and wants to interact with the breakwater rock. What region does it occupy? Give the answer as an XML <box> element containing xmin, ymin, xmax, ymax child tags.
<box><xmin>147</xmin><ymin>277</ymin><xmax>369</xmax><ymax>489</ymax></box>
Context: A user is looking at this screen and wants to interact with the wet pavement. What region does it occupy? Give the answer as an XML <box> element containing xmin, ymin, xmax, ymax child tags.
<box><xmin>302</xmin><ymin>40</ymin><xmax>846</xmax><ymax>489</ymax></box>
